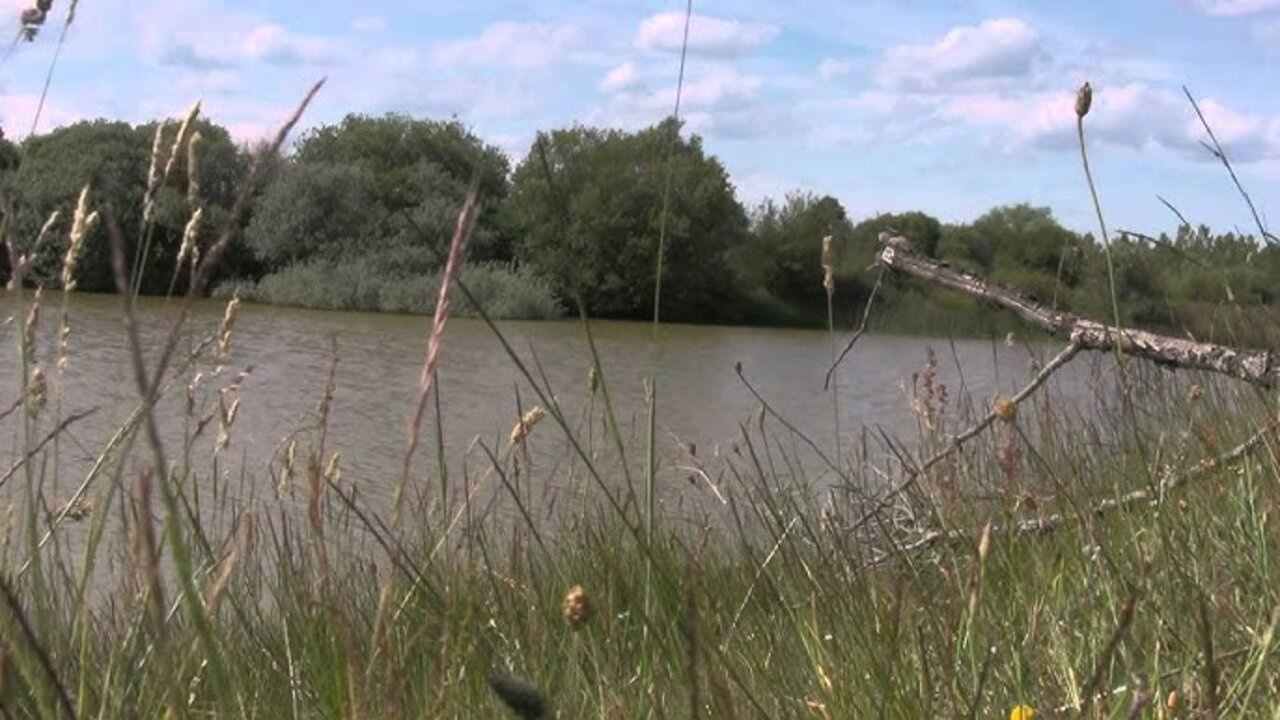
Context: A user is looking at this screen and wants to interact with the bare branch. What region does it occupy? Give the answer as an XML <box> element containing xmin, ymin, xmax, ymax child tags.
<box><xmin>876</xmin><ymin>232</ymin><xmax>1275</xmax><ymax>387</ymax></box>
<box><xmin>824</xmin><ymin>266</ymin><xmax>884</xmax><ymax>391</ymax></box>
<box><xmin>887</xmin><ymin>417</ymin><xmax>1278</xmax><ymax>556</ymax></box>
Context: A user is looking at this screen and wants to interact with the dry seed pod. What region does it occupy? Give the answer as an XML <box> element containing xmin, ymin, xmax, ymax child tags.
<box><xmin>1076</xmin><ymin>81</ymin><xmax>1092</xmax><ymax>119</ymax></box>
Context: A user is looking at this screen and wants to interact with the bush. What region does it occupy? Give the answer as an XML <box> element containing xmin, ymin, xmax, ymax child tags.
<box><xmin>218</xmin><ymin>258</ymin><xmax>564</xmax><ymax>320</ymax></box>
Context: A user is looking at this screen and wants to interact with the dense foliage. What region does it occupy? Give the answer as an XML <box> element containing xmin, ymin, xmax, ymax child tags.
<box><xmin>2</xmin><ymin>112</ymin><xmax>1278</xmax><ymax>334</ymax></box>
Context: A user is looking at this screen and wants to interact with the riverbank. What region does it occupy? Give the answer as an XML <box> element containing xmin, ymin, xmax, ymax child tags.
<box><xmin>3</xmin><ymin>284</ymin><xmax>1279</xmax><ymax>716</ymax></box>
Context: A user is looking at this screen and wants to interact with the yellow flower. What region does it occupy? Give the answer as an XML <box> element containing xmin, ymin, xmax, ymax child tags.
<box><xmin>1009</xmin><ymin>705</ymin><xmax>1035</xmax><ymax>720</ymax></box>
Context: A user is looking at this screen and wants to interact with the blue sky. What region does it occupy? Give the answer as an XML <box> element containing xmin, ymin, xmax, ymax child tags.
<box><xmin>1</xmin><ymin>0</ymin><xmax>1278</xmax><ymax>235</ymax></box>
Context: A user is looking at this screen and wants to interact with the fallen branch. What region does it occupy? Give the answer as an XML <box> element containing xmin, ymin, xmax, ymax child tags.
<box><xmin>876</xmin><ymin>232</ymin><xmax>1275</xmax><ymax>388</ymax></box>
<box><xmin>886</xmin><ymin>418</ymin><xmax>1279</xmax><ymax>557</ymax></box>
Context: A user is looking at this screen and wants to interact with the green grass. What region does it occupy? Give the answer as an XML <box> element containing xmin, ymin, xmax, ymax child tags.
<box><xmin>4</xmin><ymin>266</ymin><xmax>1280</xmax><ymax>718</ymax></box>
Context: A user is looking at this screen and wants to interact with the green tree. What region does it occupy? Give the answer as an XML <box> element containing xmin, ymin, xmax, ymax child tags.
<box><xmin>972</xmin><ymin>203</ymin><xmax>1081</xmax><ymax>277</ymax></box>
<box><xmin>294</xmin><ymin>113</ymin><xmax>512</xmax><ymax>260</ymax></box>
<box><xmin>502</xmin><ymin>119</ymin><xmax>749</xmax><ymax>322</ymax></box>
<box><xmin>2</xmin><ymin>118</ymin><xmax>246</xmax><ymax>293</ymax></box>
<box><xmin>9</xmin><ymin>120</ymin><xmax>147</xmax><ymax>291</ymax></box>
<box><xmin>730</xmin><ymin>192</ymin><xmax>853</xmax><ymax>316</ymax></box>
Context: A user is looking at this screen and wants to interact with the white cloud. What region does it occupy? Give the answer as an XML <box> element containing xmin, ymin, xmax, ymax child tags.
<box><xmin>0</xmin><ymin>91</ymin><xmax>88</xmax><ymax>138</ymax></box>
<box><xmin>431</xmin><ymin>22</ymin><xmax>581</xmax><ymax>68</ymax></box>
<box><xmin>1192</xmin><ymin>0</ymin><xmax>1280</xmax><ymax>16</ymax></box>
<box><xmin>635</xmin><ymin>12</ymin><xmax>778</xmax><ymax>56</ymax></box>
<box><xmin>589</xmin><ymin>65</ymin><xmax>778</xmax><ymax>139</ymax></box>
<box><xmin>352</xmin><ymin>15</ymin><xmax>387</xmax><ymax>33</ymax></box>
<box><xmin>817</xmin><ymin>58</ymin><xmax>852</xmax><ymax>82</ymax></box>
<box><xmin>162</xmin><ymin>23</ymin><xmax>351</xmax><ymax>68</ymax></box>
<box><xmin>601</xmin><ymin>61</ymin><xmax>641</xmax><ymax>92</ymax></box>
<box><xmin>876</xmin><ymin>18</ymin><xmax>1043</xmax><ymax>91</ymax></box>
<box><xmin>934</xmin><ymin>83</ymin><xmax>1280</xmax><ymax>162</ymax></box>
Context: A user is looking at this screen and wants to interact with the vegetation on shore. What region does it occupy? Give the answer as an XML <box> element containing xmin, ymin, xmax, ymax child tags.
<box><xmin>2</xmin><ymin>111</ymin><xmax>1278</xmax><ymax>340</ymax></box>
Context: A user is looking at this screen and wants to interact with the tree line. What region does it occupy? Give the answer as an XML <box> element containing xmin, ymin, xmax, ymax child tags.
<box><xmin>1</xmin><ymin>112</ymin><xmax>1277</xmax><ymax>339</ymax></box>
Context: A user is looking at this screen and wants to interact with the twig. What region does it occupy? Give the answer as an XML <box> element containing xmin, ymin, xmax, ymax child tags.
<box><xmin>876</xmin><ymin>233</ymin><xmax>1275</xmax><ymax>387</ymax></box>
<box><xmin>824</xmin><ymin>266</ymin><xmax>884</xmax><ymax>390</ymax></box>
<box><xmin>1080</xmin><ymin>587</ymin><xmax>1140</xmax><ymax>715</ymax></box>
<box><xmin>890</xmin><ymin>416</ymin><xmax>1278</xmax><ymax>555</ymax></box>
<box><xmin>849</xmin><ymin>341</ymin><xmax>1081</xmax><ymax>533</ymax></box>
<box><xmin>1184</xmin><ymin>86</ymin><xmax>1278</xmax><ymax>246</ymax></box>
<box><xmin>0</xmin><ymin>408</ymin><xmax>97</xmax><ymax>489</ymax></box>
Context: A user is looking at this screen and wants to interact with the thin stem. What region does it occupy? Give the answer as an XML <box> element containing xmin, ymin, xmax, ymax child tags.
<box><xmin>1076</xmin><ymin>114</ymin><xmax>1123</xmax><ymax>364</ymax></box>
<box><xmin>651</xmin><ymin>0</ymin><xmax>693</xmax><ymax>326</ymax></box>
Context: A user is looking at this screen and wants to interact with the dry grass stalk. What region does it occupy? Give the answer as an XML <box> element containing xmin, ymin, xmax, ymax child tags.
<box><xmin>25</xmin><ymin>366</ymin><xmax>45</xmax><ymax>417</ymax></box>
<box><xmin>215</xmin><ymin>293</ymin><xmax>240</xmax><ymax>364</ymax></box>
<box><xmin>510</xmin><ymin>406</ymin><xmax>546</xmax><ymax>445</ymax></box>
<box><xmin>60</xmin><ymin>184</ymin><xmax>96</xmax><ymax>291</ymax></box>
<box><xmin>177</xmin><ymin>206</ymin><xmax>204</xmax><ymax>272</ymax></box>
<box><xmin>142</xmin><ymin>121</ymin><xmax>169</xmax><ymax>224</ymax></box>
<box><xmin>21</xmin><ymin>287</ymin><xmax>40</xmax><ymax>351</ymax></box>
<box><xmin>821</xmin><ymin>234</ymin><xmax>834</xmax><ymax>297</ymax></box>
<box><xmin>186</xmin><ymin>130</ymin><xmax>203</xmax><ymax>209</ymax></box>
<box><xmin>397</xmin><ymin>189</ymin><xmax>479</xmax><ymax>520</ymax></box>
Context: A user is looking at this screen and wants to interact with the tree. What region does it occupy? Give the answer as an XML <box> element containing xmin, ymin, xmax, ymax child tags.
<box><xmin>2</xmin><ymin>118</ymin><xmax>246</xmax><ymax>293</ymax></box>
<box><xmin>10</xmin><ymin>120</ymin><xmax>148</xmax><ymax>292</ymax></box>
<box><xmin>971</xmin><ymin>203</ymin><xmax>1081</xmax><ymax>278</ymax></box>
<box><xmin>730</xmin><ymin>192</ymin><xmax>853</xmax><ymax>315</ymax></box>
<box><xmin>294</xmin><ymin>113</ymin><xmax>512</xmax><ymax>261</ymax></box>
<box><xmin>501</xmin><ymin>119</ymin><xmax>749</xmax><ymax>321</ymax></box>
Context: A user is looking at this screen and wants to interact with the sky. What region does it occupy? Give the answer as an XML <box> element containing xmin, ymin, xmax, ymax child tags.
<box><xmin>0</xmin><ymin>0</ymin><xmax>1278</xmax><ymax>235</ymax></box>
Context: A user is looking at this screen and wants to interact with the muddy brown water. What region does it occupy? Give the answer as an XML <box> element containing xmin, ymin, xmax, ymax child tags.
<box><xmin>1</xmin><ymin>291</ymin><xmax>1117</xmax><ymax>569</ymax></box>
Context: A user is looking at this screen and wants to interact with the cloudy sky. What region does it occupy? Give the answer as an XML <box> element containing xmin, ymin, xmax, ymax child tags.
<box><xmin>1</xmin><ymin>0</ymin><xmax>1278</xmax><ymax>235</ymax></box>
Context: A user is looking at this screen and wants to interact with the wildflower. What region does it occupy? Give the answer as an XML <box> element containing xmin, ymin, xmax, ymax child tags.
<box><xmin>561</xmin><ymin>584</ymin><xmax>591</xmax><ymax>628</ymax></box>
<box><xmin>510</xmin><ymin>406</ymin><xmax>546</xmax><ymax>445</ymax></box>
<box><xmin>1009</xmin><ymin>704</ymin><xmax>1036</xmax><ymax>720</ymax></box>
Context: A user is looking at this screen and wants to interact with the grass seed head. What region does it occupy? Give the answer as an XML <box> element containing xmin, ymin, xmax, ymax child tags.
<box><xmin>1076</xmin><ymin>81</ymin><xmax>1092</xmax><ymax>119</ymax></box>
<box><xmin>510</xmin><ymin>406</ymin><xmax>546</xmax><ymax>445</ymax></box>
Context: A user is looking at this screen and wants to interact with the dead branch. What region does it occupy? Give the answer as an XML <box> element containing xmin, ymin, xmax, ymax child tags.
<box><xmin>0</xmin><ymin>408</ymin><xmax>97</xmax><ymax>488</ymax></box>
<box><xmin>884</xmin><ymin>418</ymin><xmax>1278</xmax><ymax>558</ymax></box>
<box><xmin>876</xmin><ymin>232</ymin><xmax>1275</xmax><ymax>388</ymax></box>
<box><xmin>825</xmin><ymin>266</ymin><xmax>885</xmax><ymax>390</ymax></box>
